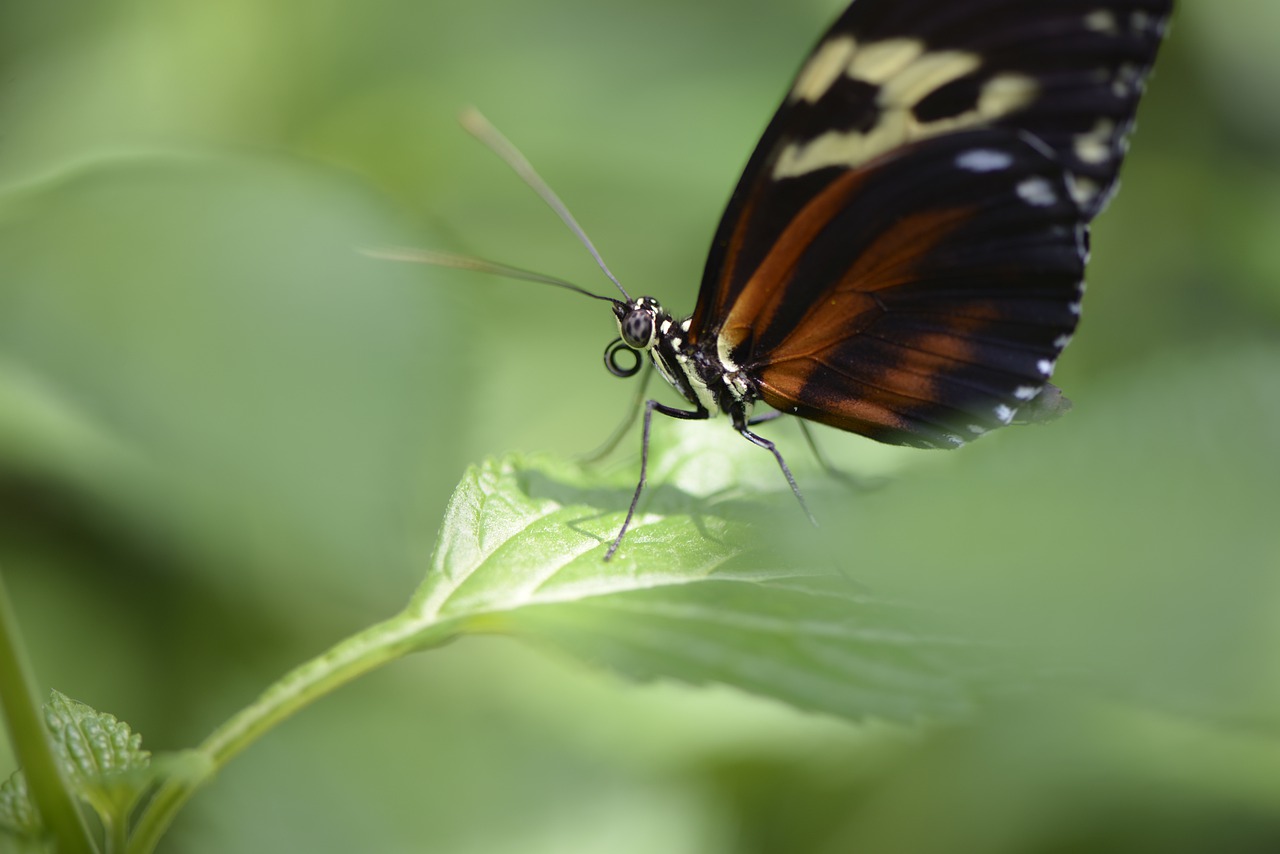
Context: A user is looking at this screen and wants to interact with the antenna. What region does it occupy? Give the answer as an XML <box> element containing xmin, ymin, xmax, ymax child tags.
<box><xmin>360</xmin><ymin>246</ymin><xmax>618</xmax><ymax>304</ymax></box>
<box><xmin>460</xmin><ymin>108</ymin><xmax>631</xmax><ymax>301</ymax></box>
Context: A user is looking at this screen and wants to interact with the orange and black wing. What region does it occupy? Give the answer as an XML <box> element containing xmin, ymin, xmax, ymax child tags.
<box><xmin>741</xmin><ymin>129</ymin><xmax>1084</xmax><ymax>447</ymax></box>
<box><xmin>688</xmin><ymin>0</ymin><xmax>1171</xmax><ymax>447</ymax></box>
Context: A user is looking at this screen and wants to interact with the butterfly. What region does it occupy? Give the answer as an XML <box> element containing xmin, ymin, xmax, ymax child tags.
<box><xmin>380</xmin><ymin>0</ymin><xmax>1172</xmax><ymax>559</ymax></box>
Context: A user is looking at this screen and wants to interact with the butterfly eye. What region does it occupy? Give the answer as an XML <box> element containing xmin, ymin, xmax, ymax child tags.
<box><xmin>619</xmin><ymin>309</ymin><xmax>655</xmax><ymax>350</ymax></box>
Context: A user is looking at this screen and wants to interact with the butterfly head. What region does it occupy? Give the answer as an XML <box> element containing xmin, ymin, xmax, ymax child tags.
<box><xmin>604</xmin><ymin>297</ymin><xmax>671</xmax><ymax>379</ymax></box>
<box><xmin>613</xmin><ymin>297</ymin><xmax>666</xmax><ymax>351</ymax></box>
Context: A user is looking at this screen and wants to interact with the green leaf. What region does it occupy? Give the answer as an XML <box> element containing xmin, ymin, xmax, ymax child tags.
<box><xmin>0</xmin><ymin>692</ymin><xmax>156</xmax><ymax>850</ymax></box>
<box><xmin>405</xmin><ymin>429</ymin><xmax>994</xmax><ymax>723</ymax></box>
<box><xmin>43</xmin><ymin>691</ymin><xmax>151</xmax><ymax>825</ymax></box>
<box><xmin>771</xmin><ymin>342</ymin><xmax>1280</xmax><ymax>726</ymax></box>
<box><xmin>0</xmin><ymin>771</ymin><xmax>42</xmax><ymax>844</ymax></box>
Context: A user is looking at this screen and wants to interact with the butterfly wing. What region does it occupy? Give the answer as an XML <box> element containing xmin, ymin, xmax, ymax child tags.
<box><xmin>738</xmin><ymin>128</ymin><xmax>1086</xmax><ymax>447</ymax></box>
<box><xmin>688</xmin><ymin>0</ymin><xmax>1170</xmax><ymax>446</ymax></box>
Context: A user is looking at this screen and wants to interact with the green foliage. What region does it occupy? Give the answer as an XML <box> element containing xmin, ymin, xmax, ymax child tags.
<box><xmin>413</xmin><ymin>452</ymin><xmax>992</xmax><ymax>721</ymax></box>
<box><xmin>0</xmin><ymin>772</ymin><xmax>41</xmax><ymax>845</ymax></box>
<box><xmin>1</xmin><ymin>692</ymin><xmax>155</xmax><ymax>851</ymax></box>
<box><xmin>41</xmin><ymin>693</ymin><xmax>150</xmax><ymax>839</ymax></box>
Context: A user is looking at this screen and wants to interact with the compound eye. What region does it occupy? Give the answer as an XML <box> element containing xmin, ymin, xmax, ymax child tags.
<box><xmin>620</xmin><ymin>310</ymin><xmax>655</xmax><ymax>349</ymax></box>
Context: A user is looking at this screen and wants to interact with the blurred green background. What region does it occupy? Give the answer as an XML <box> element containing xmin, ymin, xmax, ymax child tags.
<box><xmin>3</xmin><ymin>0</ymin><xmax>1279</xmax><ymax>852</ymax></box>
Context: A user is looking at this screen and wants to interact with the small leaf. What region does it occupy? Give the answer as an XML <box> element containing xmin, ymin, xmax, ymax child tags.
<box><xmin>0</xmin><ymin>771</ymin><xmax>41</xmax><ymax>842</ymax></box>
<box><xmin>43</xmin><ymin>691</ymin><xmax>151</xmax><ymax>834</ymax></box>
<box><xmin>405</xmin><ymin>433</ymin><xmax>996</xmax><ymax>722</ymax></box>
<box><xmin>0</xmin><ymin>693</ymin><xmax>154</xmax><ymax>848</ymax></box>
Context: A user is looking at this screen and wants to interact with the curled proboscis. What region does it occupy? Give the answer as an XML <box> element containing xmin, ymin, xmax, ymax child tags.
<box><xmin>604</xmin><ymin>338</ymin><xmax>642</xmax><ymax>378</ymax></box>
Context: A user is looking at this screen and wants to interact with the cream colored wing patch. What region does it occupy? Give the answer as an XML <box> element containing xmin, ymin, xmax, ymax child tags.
<box><xmin>778</xmin><ymin>37</ymin><xmax>1038</xmax><ymax>179</ymax></box>
<box><xmin>791</xmin><ymin>36</ymin><xmax>859</xmax><ymax>104</ymax></box>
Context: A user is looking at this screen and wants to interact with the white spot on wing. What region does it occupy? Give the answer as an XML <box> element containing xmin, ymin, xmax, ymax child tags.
<box><xmin>1054</xmin><ymin>334</ymin><xmax>1073</xmax><ymax>349</ymax></box>
<box><xmin>1037</xmin><ymin>359</ymin><xmax>1055</xmax><ymax>377</ymax></box>
<box><xmin>1085</xmin><ymin>9</ymin><xmax>1121</xmax><ymax>35</ymax></box>
<box><xmin>1014</xmin><ymin>386</ymin><xmax>1041</xmax><ymax>401</ymax></box>
<box><xmin>1068</xmin><ymin>175</ymin><xmax>1101</xmax><ymax>207</ymax></box>
<box><xmin>1074</xmin><ymin>118</ymin><xmax>1116</xmax><ymax>166</ymax></box>
<box><xmin>995</xmin><ymin>404</ymin><xmax>1015</xmax><ymax>424</ymax></box>
<box><xmin>1017</xmin><ymin>176</ymin><xmax>1057</xmax><ymax>206</ymax></box>
<box><xmin>957</xmin><ymin>149</ymin><xmax>1013</xmax><ymax>172</ymax></box>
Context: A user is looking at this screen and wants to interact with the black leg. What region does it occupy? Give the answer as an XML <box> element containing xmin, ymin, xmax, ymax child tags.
<box><xmin>605</xmin><ymin>399</ymin><xmax>709</xmax><ymax>561</ymax></box>
<box><xmin>732</xmin><ymin>407</ymin><xmax>818</xmax><ymax>528</ymax></box>
<box><xmin>582</xmin><ymin>364</ymin><xmax>654</xmax><ymax>463</ymax></box>
<box><xmin>796</xmin><ymin>419</ymin><xmax>884</xmax><ymax>491</ymax></box>
<box><xmin>746</xmin><ymin>410</ymin><xmax>784</xmax><ymax>428</ymax></box>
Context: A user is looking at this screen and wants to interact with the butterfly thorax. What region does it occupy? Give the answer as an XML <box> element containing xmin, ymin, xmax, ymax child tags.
<box><xmin>613</xmin><ymin>297</ymin><xmax>758</xmax><ymax>418</ymax></box>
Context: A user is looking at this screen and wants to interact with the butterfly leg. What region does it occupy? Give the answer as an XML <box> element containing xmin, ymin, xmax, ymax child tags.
<box><xmin>582</xmin><ymin>364</ymin><xmax>655</xmax><ymax>463</ymax></box>
<box><xmin>731</xmin><ymin>407</ymin><xmax>818</xmax><ymax>528</ymax></box>
<box><xmin>746</xmin><ymin>410</ymin><xmax>784</xmax><ymax>427</ymax></box>
<box><xmin>605</xmin><ymin>399</ymin><xmax>709</xmax><ymax>561</ymax></box>
<box><xmin>795</xmin><ymin>420</ymin><xmax>883</xmax><ymax>491</ymax></box>
<box><xmin>748</xmin><ymin>412</ymin><xmax>877</xmax><ymax>490</ymax></box>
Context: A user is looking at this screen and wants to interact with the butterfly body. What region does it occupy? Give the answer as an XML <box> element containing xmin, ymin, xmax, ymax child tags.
<box><xmin>615</xmin><ymin>300</ymin><xmax>756</xmax><ymax>421</ymax></box>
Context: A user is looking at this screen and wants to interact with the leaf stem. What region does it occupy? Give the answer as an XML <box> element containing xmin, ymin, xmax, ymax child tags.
<box><xmin>0</xmin><ymin>568</ymin><xmax>99</xmax><ymax>854</ymax></box>
<box><xmin>126</xmin><ymin>610</ymin><xmax>461</xmax><ymax>854</ymax></box>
